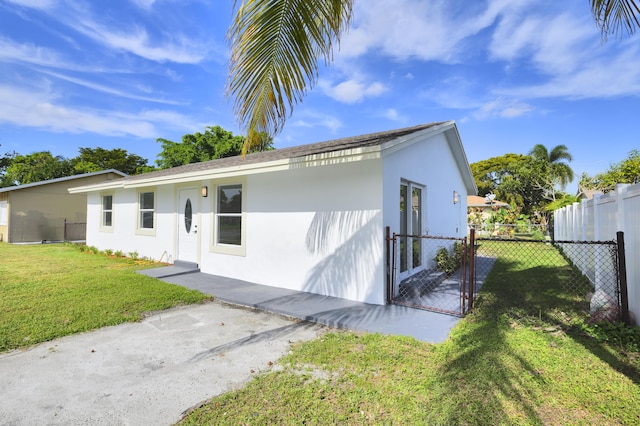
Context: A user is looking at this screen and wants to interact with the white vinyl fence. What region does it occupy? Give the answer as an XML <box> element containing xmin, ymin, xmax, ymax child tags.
<box><xmin>554</xmin><ymin>183</ymin><xmax>640</xmax><ymax>324</ymax></box>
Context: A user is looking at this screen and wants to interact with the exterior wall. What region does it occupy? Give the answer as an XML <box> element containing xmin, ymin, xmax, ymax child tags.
<box><xmin>382</xmin><ymin>132</ymin><xmax>469</xmax><ymax>274</ymax></box>
<box><xmin>0</xmin><ymin>193</ymin><xmax>8</xmax><ymax>242</ymax></box>
<box><xmin>85</xmin><ymin>132</ymin><xmax>472</xmax><ymax>306</ymax></box>
<box><xmin>6</xmin><ymin>172</ymin><xmax>123</xmax><ymax>243</ymax></box>
<box><xmin>86</xmin><ymin>184</ymin><xmax>178</xmax><ymax>261</ymax></box>
<box><xmin>200</xmin><ymin>159</ymin><xmax>386</xmax><ymax>305</ymax></box>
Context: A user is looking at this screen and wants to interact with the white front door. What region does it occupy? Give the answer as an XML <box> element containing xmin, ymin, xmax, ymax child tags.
<box><xmin>177</xmin><ymin>188</ymin><xmax>199</xmax><ymax>263</ymax></box>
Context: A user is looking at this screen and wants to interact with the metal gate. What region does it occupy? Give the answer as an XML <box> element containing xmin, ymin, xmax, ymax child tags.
<box><xmin>472</xmin><ymin>231</ymin><xmax>629</xmax><ymax>323</ymax></box>
<box><xmin>386</xmin><ymin>229</ymin><xmax>475</xmax><ymax>316</ymax></box>
<box><xmin>385</xmin><ymin>228</ymin><xmax>629</xmax><ymax>323</ymax></box>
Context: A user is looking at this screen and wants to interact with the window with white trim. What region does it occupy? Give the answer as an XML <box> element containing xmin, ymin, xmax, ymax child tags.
<box><xmin>101</xmin><ymin>195</ymin><xmax>113</xmax><ymax>227</ymax></box>
<box><xmin>0</xmin><ymin>200</ymin><xmax>7</xmax><ymax>226</ymax></box>
<box><xmin>215</xmin><ymin>184</ymin><xmax>242</xmax><ymax>245</ymax></box>
<box><xmin>138</xmin><ymin>191</ymin><xmax>155</xmax><ymax>230</ymax></box>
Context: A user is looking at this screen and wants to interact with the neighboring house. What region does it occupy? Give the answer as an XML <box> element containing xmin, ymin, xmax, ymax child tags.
<box><xmin>0</xmin><ymin>170</ymin><xmax>126</xmax><ymax>243</ymax></box>
<box><xmin>70</xmin><ymin>122</ymin><xmax>476</xmax><ymax>305</ymax></box>
<box><xmin>467</xmin><ymin>195</ymin><xmax>511</xmax><ymax>222</ymax></box>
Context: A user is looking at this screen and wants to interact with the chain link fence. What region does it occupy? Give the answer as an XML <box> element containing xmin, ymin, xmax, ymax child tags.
<box><xmin>390</xmin><ymin>234</ymin><xmax>472</xmax><ymax>316</ymax></box>
<box><xmin>474</xmin><ymin>238</ymin><xmax>623</xmax><ymax>323</ymax></box>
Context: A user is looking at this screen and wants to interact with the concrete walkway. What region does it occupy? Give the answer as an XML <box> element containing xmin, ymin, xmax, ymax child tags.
<box><xmin>140</xmin><ymin>265</ymin><xmax>480</xmax><ymax>343</ymax></box>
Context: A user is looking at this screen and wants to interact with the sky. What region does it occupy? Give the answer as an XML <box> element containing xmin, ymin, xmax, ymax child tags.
<box><xmin>1</xmin><ymin>0</ymin><xmax>639</xmax><ymax>194</ymax></box>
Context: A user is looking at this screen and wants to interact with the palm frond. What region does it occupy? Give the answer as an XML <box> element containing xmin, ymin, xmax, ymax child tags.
<box><xmin>228</xmin><ymin>0</ymin><xmax>353</xmax><ymax>153</ymax></box>
<box><xmin>591</xmin><ymin>0</ymin><xmax>640</xmax><ymax>38</ymax></box>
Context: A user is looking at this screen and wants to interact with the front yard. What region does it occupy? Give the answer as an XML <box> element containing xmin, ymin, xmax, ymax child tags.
<box><xmin>1</xmin><ymin>242</ymin><xmax>639</xmax><ymax>424</ymax></box>
<box><xmin>0</xmin><ymin>243</ymin><xmax>209</xmax><ymax>352</ymax></box>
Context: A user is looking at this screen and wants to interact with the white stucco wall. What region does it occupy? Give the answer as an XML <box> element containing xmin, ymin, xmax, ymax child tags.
<box><xmin>86</xmin><ymin>185</ymin><xmax>178</xmax><ymax>262</ymax></box>
<box><xmin>84</xmin><ymin>127</ymin><xmax>471</xmax><ymax>306</ymax></box>
<box><xmin>200</xmin><ymin>159</ymin><xmax>386</xmax><ymax>305</ymax></box>
<box><xmin>382</xmin><ymin>132</ymin><xmax>469</xmax><ymax>277</ymax></box>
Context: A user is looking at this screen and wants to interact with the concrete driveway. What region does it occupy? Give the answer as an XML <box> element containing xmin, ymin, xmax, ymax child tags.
<box><xmin>0</xmin><ymin>302</ymin><xmax>326</xmax><ymax>425</ymax></box>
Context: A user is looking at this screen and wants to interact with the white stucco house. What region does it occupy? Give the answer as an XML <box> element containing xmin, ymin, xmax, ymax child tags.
<box><xmin>69</xmin><ymin>121</ymin><xmax>476</xmax><ymax>305</ymax></box>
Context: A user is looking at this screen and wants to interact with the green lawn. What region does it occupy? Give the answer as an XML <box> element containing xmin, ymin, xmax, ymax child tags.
<box><xmin>2</xmin><ymin>241</ymin><xmax>639</xmax><ymax>424</ymax></box>
<box><xmin>181</xmin><ymin>241</ymin><xmax>640</xmax><ymax>425</ymax></box>
<box><xmin>0</xmin><ymin>242</ymin><xmax>210</xmax><ymax>352</ymax></box>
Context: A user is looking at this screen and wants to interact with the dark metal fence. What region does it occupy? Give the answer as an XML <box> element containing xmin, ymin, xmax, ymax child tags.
<box><xmin>385</xmin><ymin>227</ymin><xmax>629</xmax><ymax>323</ymax></box>
<box><xmin>63</xmin><ymin>219</ymin><xmax>86</xmax><ymax>242</ymax></box>
<box><xmin>387</xmin><ymin>231</ymin><xmax>473</xmax><ymax>316</ymax></box>
<box><xmin>474</xmin><ymin>233</ymin><xmax>628</xmax><ymax>323</ymax></box>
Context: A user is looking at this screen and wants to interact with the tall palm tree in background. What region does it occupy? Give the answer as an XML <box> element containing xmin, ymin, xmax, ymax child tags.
<box><xmin>227</xmin><ymin>1</ymin><xmax>640</xmax><ymax>153</ymax></box>
<box><xmin>529</xmin><ymin>144</ymin><xmax>574</xmax><ymax>190</ymax></box>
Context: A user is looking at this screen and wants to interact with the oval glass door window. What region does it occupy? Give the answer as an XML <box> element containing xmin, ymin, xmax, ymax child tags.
<box><xmin>184</xmin><ymin>198</ymin><xmax>192</xmax><ymax>233</ymax></box>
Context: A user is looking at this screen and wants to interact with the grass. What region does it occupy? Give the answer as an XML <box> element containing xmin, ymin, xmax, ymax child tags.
<box><xmin>180</xmin><ymin>240</ymin><xmax>640</xmax><ymax>425</ymax></box>
<box><xmin>0</xmin><ymin>242</ymin><xmax>210</xmax><ymax>352</ymax></box>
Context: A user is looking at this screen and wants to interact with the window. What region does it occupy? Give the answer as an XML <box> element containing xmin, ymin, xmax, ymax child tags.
<box><xmin>101</xmin><ymin>195</ymin><xmax>113</xmax><ymax>227</ymax></box>
<box><xmin>216</xmin><ymin>184</ymin><xmax>242</xmax><ymax>245</ymax></box>
<box><xmin>400</xmin><ymin>180</ymin><xmax>424</xmax><ymax>273</ymax></box>
<box><xmin>0</xmin><ymin>200</ymin><xmax>7</xmax><ymax>226</ymax></box>
<box><xmin>138</xmin><ymin>191</ymin><xmax>155</xmax><ymax>230</ymax></box>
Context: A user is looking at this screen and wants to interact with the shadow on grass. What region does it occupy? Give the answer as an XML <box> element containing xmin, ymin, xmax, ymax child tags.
<box><xmin>428</xmin><ymin>244</ymin><xmax>640</xmax><ymax>423</ymax></box>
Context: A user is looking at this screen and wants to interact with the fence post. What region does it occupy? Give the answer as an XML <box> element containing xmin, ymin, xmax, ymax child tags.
<box><xmin>468</xmin><ymin>228</ymin><xmax>476</xmax><ymax>311</ymax></box>
<box><xmin>616</xmin><ymin>231</ymin><xmax>630</xmax><ymax>324</ymax></box>
<box><xmin>64</xmin><ymin>218</ymin><xmax>67</xmax><ymax>242</ymax></box>
<box><xmin>385</xmin><ymin>226</ymin><xmax>391</xmax><ymax>304</ymax></box>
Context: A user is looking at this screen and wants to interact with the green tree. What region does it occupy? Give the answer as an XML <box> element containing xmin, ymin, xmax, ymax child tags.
<box><xmin>4</xmin><ymin>151</ymin><xmax>73</xmax><ymax>186</ymax></box>
<box><xmin>528</xmin><ymin>144</ymin><xmax>574</xmax><ymax>198</ymax></box>
<box><xmin>71</xmin><ymin>147</ymin><xmax>149</xmax><ymax>175</ymax></box>
<box><xmin>0</xmin><ymin>147</ymin><xmax>16</xmax><ymax>188</ymax></box>
<box><xmin>226</xmin><ymin>1</ymin><xmax>637</xmax><ymax>153</ymax></box>
<box><xmin>579</xmin><ymin>149</ymin><xmax>640</xmax><ymax>192</ymax></box>
<box><xmin>228</xmin><ymin>0</ymin><xmax>353</xmax><ymax>153</ymax></box>
<box><xmin>155</xmin><ymin>125</ymin><xmax>272</xmax><ymax>169</ymax></box>
<box><xmin>470</xmin><ymin>154</ymin><xmax>547</xmax><ymax>215</ymax></box>
<box><xmin>591</xmin><ymin>0</ymin><xmax>640</xmax><ymax>38</ymax></box>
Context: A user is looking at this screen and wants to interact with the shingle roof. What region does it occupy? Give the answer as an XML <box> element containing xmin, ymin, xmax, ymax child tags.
<box><xmin>126</xmin><ymin>122</ymin><xmax>444</xmax><ymax>183</ymax></box>
<box><xmin>0</xmin><ymin>169</ymin><xmax>126</xmax><ymax>193</ymax></box>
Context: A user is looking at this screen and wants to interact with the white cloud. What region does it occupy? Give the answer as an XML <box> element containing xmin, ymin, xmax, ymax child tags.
<box><xmin>0</xmin><ymin>37</ymin><xmax>62</xmax><ymax>67</ymax></box>
<box><xmin>474</xmin><ymin>97</ymin><xmax>533</xmax><ymax>120</ymax></box>
<box><xmin>72</xmin><ymin>20</ymin><xmax>208</xmax><ymax>64</ymax></box>
<box><xmin>289</xmin><ymin>110</ymin><xmax>343</xmax><ymax>133</ymax></box>
<box><xmin>38</xmin><ymin>70</ymin><xmax>185</xmax><ymax>104</ymax></box>
<box><xmin>319</xmin><ymin>79</ymin><xmax>387</xmax><ymax>103</ymax></box>
<box><xmin>339</xmin><ymin>0</ymin><xmax>513</xmax><ymax>63</ymax></box>
<box><xmin>0</xmin><ymin>84</ymin><xmax>198</xmax><ymax>138</ymax></box>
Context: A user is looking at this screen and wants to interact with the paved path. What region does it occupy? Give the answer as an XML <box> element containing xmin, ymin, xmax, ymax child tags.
<box><xmin>0</xmin><ymin>302</ymin><xmax>325</xmax><ymax>425</ymax></box>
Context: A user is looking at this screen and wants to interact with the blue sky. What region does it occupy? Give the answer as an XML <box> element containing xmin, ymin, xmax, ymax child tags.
<box><xmin>1</xmin><ymin>0</ymin><xmax>639</xmax><ymax>193</ymax></box>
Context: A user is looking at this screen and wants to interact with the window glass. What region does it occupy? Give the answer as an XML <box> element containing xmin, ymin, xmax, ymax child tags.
<box><xmin>0</xmin><ymin>200</ymin><xmax>7</xmax><ymax>226</ymax></box>
<box><xmin>139</xmin><ymin>192</ymin><xmax>154</xmax><ymax>229</ymax></box>
<box><xmin>102</xmin><ymin>195</ymin><xmax>113</xmax><ymax>227</ymax></box>
<box><xmin>216</xmin><ymin>185</ymin><xmax>242</xmax><ymax>246</ymax></box>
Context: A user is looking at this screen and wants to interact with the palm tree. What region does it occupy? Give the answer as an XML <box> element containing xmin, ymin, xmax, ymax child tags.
<box><xmin>591</xmin><ymin>0</ymin><xmax>640</xmax><ymax>38</ymax></box>
<box><xmin>528</xmin><ymin>144</ymin><xmax>574</xmax><ymax>190</ymax></box>
<box><xmin>227</xmin><ymin>0</ymin><xmax>353</xmax><ymax>153</ymax></box>
<box><xmin>227</xmin><ymin>1</ymin><xmax>640</xmax><ymax>153</ymax></box>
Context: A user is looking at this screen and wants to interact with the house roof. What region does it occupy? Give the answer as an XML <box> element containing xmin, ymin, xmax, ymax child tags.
<box><xmin>0</xmin><ymin>169</ymin><xmax>126</xmax><ymax>194</ymax></box>
<box><xmin>467</xmin><ymin>195</ymin><xmax>511</xmax><ymax>208</ymax></box>
<box><xmin>69</xmin><ymin>121</ymin><xmax>477</xmax><ymax>194</ymax></box>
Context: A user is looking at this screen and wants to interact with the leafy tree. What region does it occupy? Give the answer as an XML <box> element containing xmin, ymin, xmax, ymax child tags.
<box><xmin>155</xmin><ymin>125</ymin><xmax>272</xmax><ymax>169</ymax></box>
<box><xmin>591</xmin><ymin>0</ymin><xmax>640</xmax><ymax>38</ymax></box>
<box><xmin>226</xmin><ymin>1</ymin><xmax>637</xmax><ymax>153</ymax></box>
<box><xmin>228</xmin><ymin>0</ymin><xmax>353</xmax><ymax>153</ymax></box>
<box><xmin>0</xmin><ymin>147</ymin><xmax>17</xmax><ymax>188</ymax></box>
<box><xmin>470</xmin><ymin>153</ymin><xmax>528</xmax><ymax>197</ymax></box>
<box><xmin>71</xmin><ymin>147</ymin><xmax>149</xmax><ymax>175</ymax></box>
<box><xmin>528</xmin><ymin>144</ymin><xmax>574</xmax><ymax>191</ymax></box>
<box><xmin>579</xmin><ymin>149</ymin><xmax>640</xmax><ymax>192</ymax></box>
<box><xmin>4</xmin><ymin>151</ymin><xmax>73</xmax><ymax>186</ymax></box>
